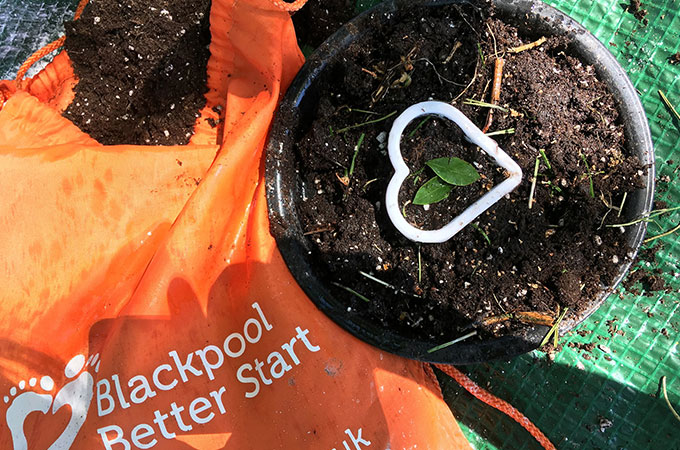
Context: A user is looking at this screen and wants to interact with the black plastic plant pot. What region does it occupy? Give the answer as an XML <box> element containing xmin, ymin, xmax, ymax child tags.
<box><xmin>265</xmin><ymin>0</ymin><xmax>655</xmax><ymax>364</ymax></box>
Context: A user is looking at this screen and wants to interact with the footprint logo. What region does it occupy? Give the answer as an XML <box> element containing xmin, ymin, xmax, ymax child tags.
<box><xmin>4</xmin><ymin>353</ymin><xmax>100</xmax><ymax>450</ymax></box>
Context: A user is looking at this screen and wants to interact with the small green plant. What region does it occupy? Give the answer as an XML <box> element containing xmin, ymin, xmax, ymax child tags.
<box><xmin>470</xmin><ymin>223</ymin><xmax>491</xmax><ymax>245</ymax></box>
<box><xmin>413</xmin><ymin>157</ymin><xmax>480</xmax><ymax>205</ymax></box>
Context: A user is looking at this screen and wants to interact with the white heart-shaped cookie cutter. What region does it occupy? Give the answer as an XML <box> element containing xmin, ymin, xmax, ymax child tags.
<box><xmin>386</xmin><ymin>101</ymin><xmax>523</xmax><ymax>243</ymax></box>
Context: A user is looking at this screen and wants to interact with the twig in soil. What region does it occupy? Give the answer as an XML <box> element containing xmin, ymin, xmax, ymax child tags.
<box><xmin>463</xmin><ymin>98</ymin><xmax>508</xmax><ymax>112</ymax></box>
<box><xmin>349</xmin><ymin>133</ymin><xmax>365</xmax><ymax>177</ymax></box>
<box><xmin>362</xmin><ymin>178</ymin><xmax>379</xmax><ymax>192</ymax></box>
<box><xmin>516</xmin><ymin>311</ymin><xmax>555</xmax><ymax>327</ymax></box>
<box><xmin>528</xmin><ymin>158</ymin><xmax>540</xmax><ymax>209</ymax></box>
<box><xmin>486</xmin><ymin>23</ymin><xmax>499</xmax><ymax>58</ymax></box>
<box><xmin>336</xmin><ymin>172</ymin><xmax>350</xmax><ymax>186</ymax></box>
<box><xmin>660</xmin><ymin>376</ymin><xmax>680</xmax><ymax>423</ymax></box>
<box><xmin>402</xmin><ymin>199</ymin><xmax>411</xmax><ymax>217</ymax></box>
<box><xmin>650</xmin><ymin>218</ymin><xmax>664</xmax><ymax>231</ymax></box>
<box><xmin>361</xmin><ymin>67</ymin><xmax>379</xmax><ymax>79</ymax></box>
<box><xmin>471</xmin><ymin>223</ymin><xmax>491</xmax><ymax>245</ymax></box>
<box><xmin>393</xmin><ymin>72</ymin><xmax>413</xmax><ymax>88</ymax></box>
<box><xmin>311</xmin><ymin>147</ymin><xmax>345</xmax><ymax>169</ymax></box>
<box><xmin>587</xmin><ymin>105</ymin><xmax>608</xmax><ymax>127</ymax></box>
<box><xmin>607</xmin><ymin>205</ymin><xmax>680</xmax><ymax>227</ymax></box>
<box><xmin>604</xmin><ymin>191</ymin><xmax>621</xmax><ymax>210</ymax></box>
<box><xmin>476</xmin><ymin>311</ymin><xmax>554</xmax><ymax>328</ymax></box>
<box><xmin>303</xmin><ymin>226</ymin><xmax>334</xmax><ymax>236</ymax></box>
<box><xmin>454</xmin><ymin>4</ymin><xmax>482</xmax><ymax>38</ymax></box>
<box><xmin>482</xmin><ymin>58</ymin><xmax>505</xmax><ymax>133</ymax></box>
<box><xmin>427</xmin><ymin>330</ymin><xmax>478</xmax><ymax>353</ymax></box>
<box><xmin>371</xmin><ymin>47</ymin><xmax>418</xmax><ymax>104</ymax></box>
<box><xmin>408</xmin><ymin>116</ymin><xmax>432</xmax><ymax>137</ymax></box>
<box><xmin>415</xmin><ymin>58</ymin><xmax>466</xmax><ymax>86</ymax></box>
<box><xmin>580</xmin><ymin>153</ymin><xmax>595</xmax><ymax>198</ymax></box>
<box><xmin>359</xmin><ymin>270</ymin><xmax>395</xmax><ymax>289</ymax></box>
<box><xmin>418</xmin><ymin>245</ymin><xmax>422</xmax><ymax>284</ymax></box>
<box><xmin>507</xmin><ymin>37</ymin><xmax>547</xmax><ymax>54</ymax></box>
<box><xmin>539</xmin><ymin>306</ymin><xmax>569</xmax><ymax>348</ymax></box>
<box><xmin>336</xmin><ymin>110</ymin><xmax>397</xmax><ymax>134</ymax></box>
<box><xmin>443</xmin><ymin>41</ymin><xmax>462</xmax><ymax>64</ymax></box>
<box><xmin>452</xmin><ymin>55</ymin><xmax>481</xmax><ymax>102</ymax></box>
<box><xmin>539</xmin><ymin>149</ymin><xmax>552</xmax><ymax>170</ymax></box>
<box><xmin>358</xmin><ymin>271</ymin><xmax>422</xmax><ymax>298</ymax></box>
<box><xmin>331</xmin><ymin>282</ymin><xmax>371</xmax><ymax>303</ymax></box>
<box><xmin>492</xmin><ymin>293</ymin><xmax>506</xmax><ymax>313</ymax></box>
<box><xmin>643</xmin><ymin>222</ymin><xmax>680</xmax><ymax>244</ymax></box>
<box><xmin>475</xmin><ymin>312</ymin><xmax>511</xmax><ymax>326</ymax></box>
<box><xmin>618</xmin><ymin>192</ymin><xmax>627</xmax><ymax>217</ymax></box>
<box><xmin>598</xmin><ymin>208</ymin><xmax>612</xmax><ymax>231</ymax></box>
<box><xmin>337</xmin><ymin>105</ymin><xmax>382</xmax><ymax>116</ymax></box>
<box><xmin>659</xmin><ymin>90</ymin><xmax>680</xmax><ymax>122</ymax></box>
<box><xmin>485</xmin><ymin>128</ymin><xmax>515</xmax><ymax>137</ymax></box>
<box><xmin>598</xmin><ymin>192</ymin><xmax>618</xmax><ymax>229</ymax></box>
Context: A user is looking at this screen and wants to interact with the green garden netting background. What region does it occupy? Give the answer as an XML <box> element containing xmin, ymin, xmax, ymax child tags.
<box><xmin>1</xmin><ymin>0</ymin><xmax>678</xmax><ymax>448</ymax></box>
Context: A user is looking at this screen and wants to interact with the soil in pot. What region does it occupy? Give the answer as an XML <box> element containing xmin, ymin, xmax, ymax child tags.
<box><xmin>63</xmin><ymin>0</ymin><xmax>212</xmax><ymax>145</ymax></box>
<box><xmin>290</xmin><ymin>2</ymin><xmax>647</xmax><ymax>346</ymax></box>
<box><xmin>292</xmin><ymin>0</ymin><xmax>357</xmax><ymax>49</ymax></box>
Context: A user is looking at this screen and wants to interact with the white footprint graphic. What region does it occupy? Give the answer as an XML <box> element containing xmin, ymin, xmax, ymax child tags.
<box><xmin>48</xmin><ymin>354</ymin><xmax>98</xmax><ymax>450</ymax></box>
<box><xmin>4</xmin><ymin>353</ymin><xmax>99</xmax><ymax>450</ymax></box>
<box><xmin>5</xmin><ymin>376</ymin><xmax>55</xmax><ymax>450</ymax></box>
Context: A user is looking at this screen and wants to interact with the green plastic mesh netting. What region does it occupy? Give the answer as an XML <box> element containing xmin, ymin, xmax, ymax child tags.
<box><xmin>1</xmin><ymin>0</ymin><xmax>678</xmax><ymax>448</ymax></box>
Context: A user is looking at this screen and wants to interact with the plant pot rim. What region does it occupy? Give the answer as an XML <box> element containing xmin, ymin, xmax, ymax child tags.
<box><xmin>265</xmin><ymin>0</ymin><xmax>655</xmax><ymax>364</ymax></box>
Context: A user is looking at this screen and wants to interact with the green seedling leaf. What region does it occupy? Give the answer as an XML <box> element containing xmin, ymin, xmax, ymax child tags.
<box><xmin>413</xmin><ymin>177</ymin><xmax>453</xmax><ymax>205</ymax></box>
<box><xmin>426</xmin><ymin>157</ymin><xmax>480</xmax><ymax>186</ymax></box>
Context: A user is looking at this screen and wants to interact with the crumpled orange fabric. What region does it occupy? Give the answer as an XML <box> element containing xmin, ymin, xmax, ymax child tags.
<box><xmin>0</xmin><ymin>0</ymin><xmax>471</xmax><ymax>448</ymax></box>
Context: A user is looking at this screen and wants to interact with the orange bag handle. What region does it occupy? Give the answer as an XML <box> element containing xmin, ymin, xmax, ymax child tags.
<box><xmin>272</xmin><ymin>0</ymin><xmax>309</xmax><ymax>12</ymax></box>
<box><xmin>14</xmin><ymin>0</ymin><xmax>90</xmax><ymax>90</ymax></box>
<box><xmin>432</xmin><ymin>364</ymin><xmax>557</xmax><ymax>450</ymax></box>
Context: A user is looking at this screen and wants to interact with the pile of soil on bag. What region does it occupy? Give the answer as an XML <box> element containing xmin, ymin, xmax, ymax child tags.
<box><xmin>64</xmin><ymin>0</ymin><xmax>212</xmax><ymax>145</ymax></box>
<box><xmin>291</xmin><ymin>2</ymin><xmax>647</xmax><ymax>344</ymax></box>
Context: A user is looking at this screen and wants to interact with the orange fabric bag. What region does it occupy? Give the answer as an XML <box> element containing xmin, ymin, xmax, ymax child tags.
<box><xmin>0</xmin><ymin>0</ymin><xmax>473</xmax><ymax>449</ymax></box>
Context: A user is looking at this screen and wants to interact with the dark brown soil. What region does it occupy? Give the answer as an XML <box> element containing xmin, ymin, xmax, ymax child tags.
<box><xmin>623</xmin><ymin>267</ymin><xmax>670</xmax><ymax>295</ymax></box>
<box><xmin>670</xmin><ymin>53</ymin><xmax>680</xmax><ymax>65</ymax></box>
<box><xmin>627</xmin><ymin>0</ymin><xmax>649</xmax><ymax>25</ymax></box>
<box><xmin>292</xmin><ymin>0</ymin><xmax>356</xmax><ymax>49</ymax></box>
<box><xmin>291</xmin><ymin>3</ymin><xmax>647</xmax><ymax>344</ymax></box>
<box><xmin>64</xmin><ymin>0</ymin><xmax>212</xmax><ymax>145</ymax></box>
